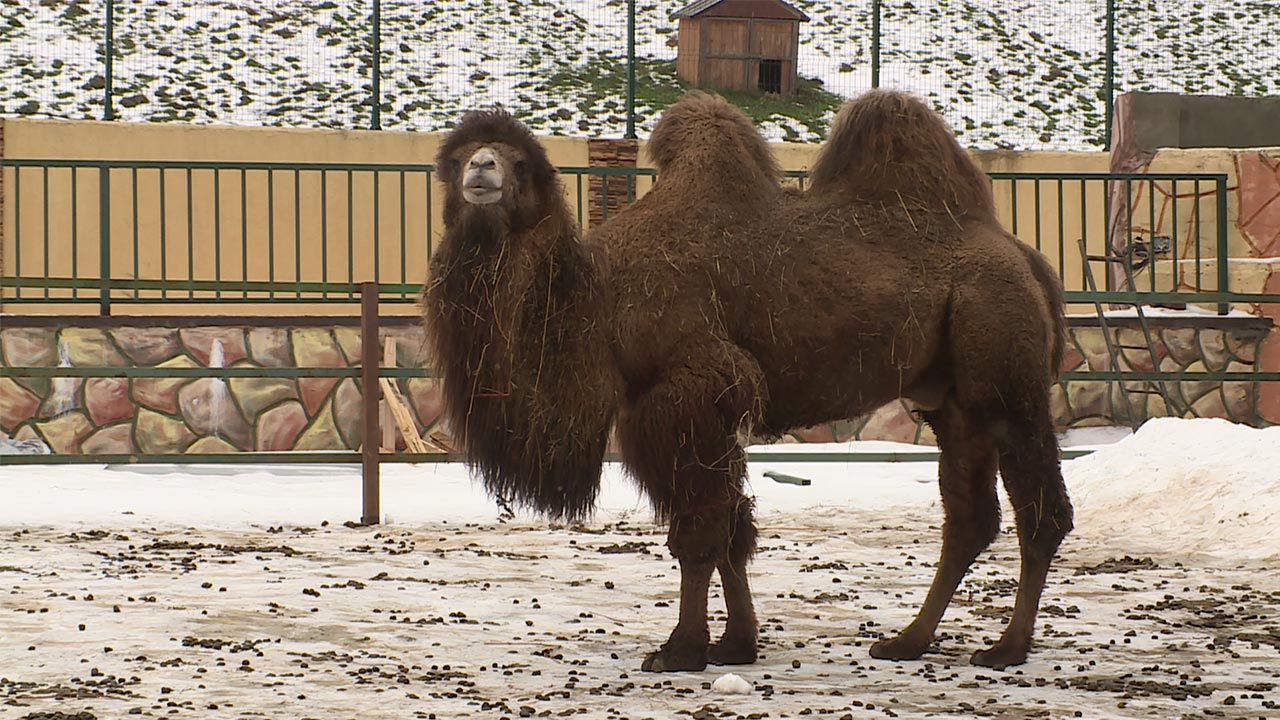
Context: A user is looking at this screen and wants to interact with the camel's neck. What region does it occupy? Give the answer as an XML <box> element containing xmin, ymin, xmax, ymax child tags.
<box><xmin>423</xmin><ymin>203</ymin><xmax>618</xmax><ymax>520</ymax></box>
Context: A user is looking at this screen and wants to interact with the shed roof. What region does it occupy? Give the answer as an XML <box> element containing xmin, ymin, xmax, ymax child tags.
<box><xmin>672</xmin><ymin>0</ymin><xmax>810</xmax><ymax>22</ymax></box>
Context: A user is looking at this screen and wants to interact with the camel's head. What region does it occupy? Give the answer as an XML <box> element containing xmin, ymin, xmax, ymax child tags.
<box><xmin>437</xmin><ymin>110</ymin><xmax>561</xmax><ymax>231</ymax></box>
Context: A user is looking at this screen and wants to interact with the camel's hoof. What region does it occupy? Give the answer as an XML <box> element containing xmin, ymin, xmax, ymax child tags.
<box><xmin>970</xmin><ymin>644</ymin><xmax>1028</xmax><ymax>669</ymax></box>
<box><xmin>641</xmin><ymin>646</ymin><xmax>708</xmax><ymax>673</ymax></box>
<box><xmin>708</xmin><ymin>638</ymin><xmax>757</xmax><ymax>666</ymax></box>
<box><xmin>868</xmin><ymin>635</ymin><xmax>929</xmax><ymax>661</ymax></box>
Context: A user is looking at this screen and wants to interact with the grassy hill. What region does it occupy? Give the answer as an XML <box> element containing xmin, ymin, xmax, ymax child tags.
<box><xmin>1</xmin><ymin>0</ymin><xmax>1277</xmax><ymax>149</ymax></box>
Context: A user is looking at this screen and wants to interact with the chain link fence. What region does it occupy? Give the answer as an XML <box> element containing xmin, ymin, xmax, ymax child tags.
<box><xmin>1</xmin><ymin>0</ymin><xmax>1277</xmax><ymax>148</ymax></box>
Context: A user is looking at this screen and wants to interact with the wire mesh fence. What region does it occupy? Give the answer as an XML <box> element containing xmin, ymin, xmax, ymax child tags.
<box><xmin>0</xmin><ymin>1</ymin><xmax>1277</xmax><ymax>149</ymax></box>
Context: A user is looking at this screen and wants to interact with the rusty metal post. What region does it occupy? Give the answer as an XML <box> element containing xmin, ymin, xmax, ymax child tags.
<box><xmin>360</xmin><ymin>281</ymin><xmax>381</xmax><ymax>525</ymax></box>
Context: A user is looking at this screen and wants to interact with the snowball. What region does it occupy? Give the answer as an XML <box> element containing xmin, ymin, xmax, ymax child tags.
<box><xmin>711</xmin><ymin>672</ymin><xmax>753</xmax><ymax>694</ymax></box>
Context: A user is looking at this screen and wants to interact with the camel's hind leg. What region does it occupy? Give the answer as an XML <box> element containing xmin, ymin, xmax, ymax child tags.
<box><xmin>972</xmin><ymin>402</ymin><xmax>1073</xmax><ymax>667</ymax></box>
<box><xmin>619</xmin><ymin>344</ymin><xmax>763</xmax><ymax>673</ymax></box>
<box><xmin>870</xmin><ymin>400</ymin><xmax>1000</xmax><ymax>661</ymax></box>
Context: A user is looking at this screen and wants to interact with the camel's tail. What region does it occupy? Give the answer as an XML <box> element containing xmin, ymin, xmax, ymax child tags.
<box><xmin>1015</xmin><ymin>240</ymin><xmax>1067</xmax><ymax>376</ymax></box>
<box><xmin>808</xmin><ymin>89</ymin><xmax>995</xmax><ymax>222</ymax></box>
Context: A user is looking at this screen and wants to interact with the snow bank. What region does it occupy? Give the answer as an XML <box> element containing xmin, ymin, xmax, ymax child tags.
<box><xmin>1064</xmin><ymin>417</ymin><xmax>1280</xmax><ymax>562</ymax></box>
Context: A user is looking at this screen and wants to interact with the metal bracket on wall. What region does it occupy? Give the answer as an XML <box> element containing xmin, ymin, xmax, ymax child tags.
<box><xmin>1077</xmin><ymin>238</ymin><xmax>1187</xmax><ymax>429</ymax></box>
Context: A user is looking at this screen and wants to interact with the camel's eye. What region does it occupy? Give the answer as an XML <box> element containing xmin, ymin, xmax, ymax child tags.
<box><xmin>514</xmin><ymin>159</ymin><xmax>529</xmax><ymax>182</ymax></box>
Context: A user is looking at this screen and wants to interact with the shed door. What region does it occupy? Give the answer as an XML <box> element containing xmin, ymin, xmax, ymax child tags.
<box><xmin>758</xmin><ymin>59</ymin><xmax>783</xmax><ymax>94</ymax></box>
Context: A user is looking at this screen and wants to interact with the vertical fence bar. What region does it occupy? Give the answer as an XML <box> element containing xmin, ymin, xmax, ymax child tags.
<box><xmin>103</xmin><ymin>0</ymin><xmax>115</xmax><ymax>121</ymax></box>
<box><xmin>1010</xmin><ymin>179</ymin><xmax>1019</xmax><ymax>238</ymax></box>
<box><xmin>425</xmin><ymin>169</ymin><xmax>433</xmax><ymax>259</ymax></box>
<box><xmin>1080</xmin><ymin>179</ymin><xmax>1088</xmax><ymax>291</ymax></box>
<box><xmin>1103</xmin><ymin>0</ymin><xmax>1115</xmax><ymax>149</ymax></box>
<box><xmin>360</xmin><ymin>281</ymin><xmax>381</xmax><ymax>525</ymax></box>
<box><xmin>71</xmin><ymin>168</ymin><xmax>78</xmax><ymax>300</ymax></box>
<box><xmin>1170</xmin><ymin>179</ymin><xmax>1179</xmax><ymax>290</ymax></box>
<box><xmin>373</xmin><ymin>170</ymin><xmax>380</xmax><ymax>288</ymax></box>
<box><xmin>1033</xmin><ymin>179</ymin><xmax>1042</xmax><ymax>252</ymax></box>
<box><xmin>371</xmin><ymin>0</ymin><xmax>382</xmax><ymax>130</ymax></box>
<box><xmin>399</xmin><ymin>170</ymin><xmax>406</xmax><ymax>298</ymax></box>
<box><xmin>322</xmin><ymin>171</ymin><xmax>329</xmax><ymax>297</ymax></box>
<box><xmin>240</xmin><ymin>169</ymin><xmax>249</xmax><ymax>298</ymax></box>
<box><xmin>159</xmin><ymin>169</ymin><xmax>168</xmax><ymax>299</ymax></box>
<box><xmin>214</xmin><ymin>170</ymin><xmax>222</xmax><ymax>299</ymax></box>
<box><xmin>294</xmin><ymin>170</ymin><xmax>302</xmax><ymax>299</ymax></box>
<box><xmin>268</xmin><ymin>170</ymin><xmax>275</xmax><ymax>299</ymax></box>
<box><xmin>625</xmin><ymin>0</ymin><xmax>637</xmax><ymax>139</ymax></box>
<box><xmin>870</xmin><ymin>0</ymin><xmax>882</xmax><ymax>88</ymax></box>
<box><xmin>1056</xmin><ymin>179</ymin><xmax>1065</xmax><ymax>284</ymax></box>
<box><xmin>131</xmin><ymin>168</ymin><xmax>138</xmax><ymax>298</ymax></box>
<box><xmin>14</xmin><ymin>168</ymin><xmax>22</xmax><ymax>301</ymax></box>
<box><xmin>186</xmin><ymin>168</ymin><xmax>194</xmax><ymax>299</ymax></box>
<box><xmin>347</xmin><ymin>170</ymin><xmax>354</xmax><ymax>299</ymax></box>
<box><xmin>576</xmin><ymin>173</ymin><xmax>585</xmax><ymax>229</ymax></box>
<box><xmin>1147</xmin><ymin>178</ymin><xmax>1157</xmax><ymax>292</ymax></box>
<box><xmin>39</xmin><ymin>169</ymin><xmax>46</xmax><ymax>299</ymax></box>
<box><xmin>1194</xmin><ymin>179</ymin><xmax>1202</xmax><ymax>292</ymax></box>
<box><xmin>1216</xmin><ymin>175</ymin><xmax>1229</xmax><ymax>315</ymax></box>
<box><xmin>98</xmin><ymin>166</ymin><xmax>110</xmax><ymax>315</ymax></box>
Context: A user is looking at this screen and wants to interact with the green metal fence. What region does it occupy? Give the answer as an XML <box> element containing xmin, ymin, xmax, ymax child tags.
<box><xmin>5</xmin><ymin>159</ymin><xmax>1278</xmax><ymax>314</ymax></box>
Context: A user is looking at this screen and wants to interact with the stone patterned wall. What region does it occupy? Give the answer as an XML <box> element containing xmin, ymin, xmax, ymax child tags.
<box><xmin>0</xmin><ymin>319</ymin><xmax>1270</xmax><ymax>454</ymax></box>
<box><xmin>1236</xmin><ymin>151</ymin><xmax>1280</xmax><ymax>424</ymax></box>
<box><xmin>0</xmin><ymin>324</ymin><xmax>442</xmax><ymax>454</ymax></box>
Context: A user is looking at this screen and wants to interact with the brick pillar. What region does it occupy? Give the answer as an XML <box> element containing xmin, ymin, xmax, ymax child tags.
<box><xmin>587</xmin><ymin>138</ymin><xmax>639</xmax><ymax>229</ymax></box>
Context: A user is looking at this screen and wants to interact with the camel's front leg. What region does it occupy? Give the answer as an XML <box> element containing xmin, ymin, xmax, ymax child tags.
<box><xmin>619</xmin><ymin>343</ymin><xmax>764</xmax><ymax>673</ymax></box>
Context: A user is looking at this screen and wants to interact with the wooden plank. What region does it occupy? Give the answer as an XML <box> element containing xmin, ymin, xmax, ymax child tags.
<box><xmin>380</xmin><ymin>337</ymin><xmax>396</xmax><ymax>451</ymax></box>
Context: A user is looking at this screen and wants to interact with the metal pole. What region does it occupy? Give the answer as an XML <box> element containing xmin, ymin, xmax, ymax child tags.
<box><xmin>625</xmin><ymin>0</ymin><xmax>637</xmax><ymax>139</ymax></box>
<box><xmin>371</xmin><ymin>0</ymin><xmax>381</xmax><ymax>130</ymax></box>
<box><xmin>870</xmin><ymin>0</ymin><xmax>880</xmax><ymax>87</ymax></box>
<box><xmin>103</xmin><ymin>0</ymin><xmax>115</xmax><ymax>120</ymax></box>
<box><xmin>360</xmin><ymin>281</ymin><xmax>381</xmax><ymax>524</ymax></box>
<box><xmin>1104</xmin><ymin>0</ymin><xmax>1115</xmax><ymax>149</ymax></box>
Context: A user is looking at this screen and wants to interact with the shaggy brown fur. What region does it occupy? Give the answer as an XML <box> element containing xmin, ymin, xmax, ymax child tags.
<box><xmin>424</xmin><ymin>89</ymin><xmax>1072</xmax><ymax>673</ymax></box>
<box><xmin>808</xmin><ymin>88</ymin><xmax>996</xmax><ymax>223</ymax></box>
<box><xmin>423</xmin><ymin>110</ymin><xmax>620</xmax><ymax>520</ymax></box>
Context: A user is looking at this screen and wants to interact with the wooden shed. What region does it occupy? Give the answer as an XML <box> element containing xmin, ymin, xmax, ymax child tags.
<box><xmin>674</xmin><ymin>0</ymin><xmax>810</xmax><ymax>96</ymax></box>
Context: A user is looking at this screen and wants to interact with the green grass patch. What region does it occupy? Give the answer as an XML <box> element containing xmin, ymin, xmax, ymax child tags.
<box><xmin>539</xmin><ymin>55</ymin><xmax>843</xmax><ymax>141</ymax></box>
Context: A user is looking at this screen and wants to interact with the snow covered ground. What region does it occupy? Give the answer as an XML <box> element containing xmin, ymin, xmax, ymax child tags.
<box><xmin>2</xmin><ymin>1</ymin><xmax>1278</xmax><ymax>147</ymax></box>
<box><xmin>1</xmin><ymin>418</ymin><xmax>1278</xmax><ymax>719</ymax></box>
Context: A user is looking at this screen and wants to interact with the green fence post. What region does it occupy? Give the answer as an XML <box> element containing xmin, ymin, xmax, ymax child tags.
<box><xmin>1104</xmin><ymin>0</ymin><xmax>1115</xmax><ymax>149</ymax></box>
<box><xmin>371</xmin><ymin>0</ymin><xmax>382</xmax><ymax>130</ymax></box>
<box><xmin>1216</xmin><ymin>175</ymin><xmax>1229</xmax><ymax>315</ymax></box>
<box><xmin>871</xmin><ymin>0</ymin><xmax>882</xmax><ymax>89</ymax></box>
<box><xmin>625</xmin><ymin>0</ymin><xmax>637</xmax><ymax>139</ymax></box>
<box><xmin>98</xmin><ymin>165</ymin><xmax>111</xmax><ymax>315</ymax></box>
<box><xmin>103</xmin><ymin>0</ymin><xmax>115</xmax><ymax>120</ymax></box>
